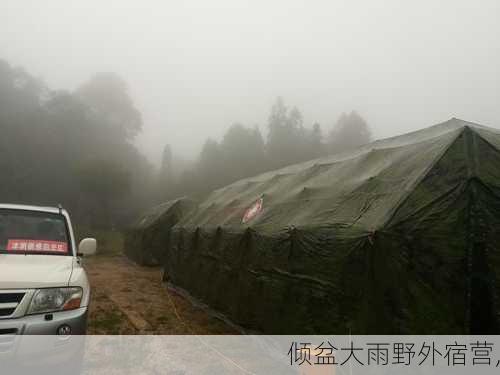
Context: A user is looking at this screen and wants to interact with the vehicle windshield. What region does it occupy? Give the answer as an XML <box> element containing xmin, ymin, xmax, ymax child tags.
<box><xmin>0</xmin><ymin>209</ymin><xmax>71</xmax><ymax>256</ymax></box>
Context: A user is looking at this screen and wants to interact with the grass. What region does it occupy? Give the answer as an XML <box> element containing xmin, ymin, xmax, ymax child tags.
<box><xmin>87</xmin><ymin>288</ymin><xmax>137</xmax><ymax>334</ymax></box>
<box><xmin>90</xmin><ymin>309</ymin><xmax>125</xmax><ymax>334</ymax></box>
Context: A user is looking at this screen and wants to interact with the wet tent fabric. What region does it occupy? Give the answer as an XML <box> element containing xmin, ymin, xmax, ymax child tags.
<box><xmin>163</xmin><ymin>118</ymin><xmax>500</xmax><ymax>333</ymax></box>
<box><xmin>124</xmin><ymin>198</ymin><xmax>196</xmax><ymax>266</ymax></box>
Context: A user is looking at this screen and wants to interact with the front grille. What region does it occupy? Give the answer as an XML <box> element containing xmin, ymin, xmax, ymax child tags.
<box><xmin>0</xmin><ymin>308</ymin><xmax>16</xmax><ymax>317</ymax></box>
<box><xmin>0</xmin><ymin>328</ymin><xmax>17</xmax><ymax>335</ymax></box>
<box><xmin>0</xmin><ymin>293</ymin><xmax>24</xmax><ymax>303</ymax></box>
<box><xmin>0</xmin><ymin>292</ymin><xmax>25</xmax><ymax>318</ymax></box>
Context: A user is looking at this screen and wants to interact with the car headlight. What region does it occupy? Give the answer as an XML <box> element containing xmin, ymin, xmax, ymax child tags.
<box><xmin>27</xmin><ymin>287</ymin><xmax>83</xmax><ymax>315</ymax></box>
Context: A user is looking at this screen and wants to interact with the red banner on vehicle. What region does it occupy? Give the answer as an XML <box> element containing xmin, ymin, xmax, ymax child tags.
<box><xmin>6</xmin><ymin>239</ymin><xmax>68</xmax><ymax>253</ymax></box>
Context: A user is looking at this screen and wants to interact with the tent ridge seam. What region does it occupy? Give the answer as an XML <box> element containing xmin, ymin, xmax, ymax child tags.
<box><xmin>378</xmin><ymin>127</ymin><xmax>467</xmax><ymax>231</ymax></box>
<box><xmin>468</xmin><ymin>126</ymin><xmax>500</xmax><ymax>155</ymax></box>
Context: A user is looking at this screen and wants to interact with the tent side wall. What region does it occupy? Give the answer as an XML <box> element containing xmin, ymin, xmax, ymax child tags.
<box><xmin>379</xmin><ymin>127</ymin><xmax>500</xmax><ymax>333</ymax></box>
<box><xmin>467</xmin><ymin>127</ymin><xmax>500</xmax><ymax>333</ymax></box>
<box><xmin>164</xmin><ymin>225</ymin><xmax>373</xmax><ymax>333</ymax></box>
<box><xmin>124</xmin><ymin>199</ymin><xmax>196</xmax><ymax>266</ymax></box>
<box><xmin>124</xmin><ymin>229</ymin><xmax>150</xmax><ymax>265</ymax></box>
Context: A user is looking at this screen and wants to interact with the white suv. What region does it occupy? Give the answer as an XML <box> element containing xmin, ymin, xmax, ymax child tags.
<box><xmin>0</xmin><ymin>204</ymin><xmax>95</xmax><ymax>335</ymax></box>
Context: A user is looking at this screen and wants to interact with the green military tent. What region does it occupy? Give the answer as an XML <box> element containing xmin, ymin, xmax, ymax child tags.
<box><xmin>144</xmin><ymin>118</ymin><xmax>500</xmax><ymax>333</ymax></box>
<box><xmin>124</xmin><ymin>198</ymin><xmax>196</xmax><ymax>266</ymax></box>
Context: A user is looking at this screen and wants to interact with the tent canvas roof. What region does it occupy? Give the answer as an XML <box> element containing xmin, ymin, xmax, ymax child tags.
<box><xmin>174</xmin><ymin>118</ymin><xmax>500</xmax><ymax>234</ymax></box>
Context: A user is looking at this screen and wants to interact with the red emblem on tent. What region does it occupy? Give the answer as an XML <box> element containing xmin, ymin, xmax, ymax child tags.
<box><xmin>242</xmin><ymin>198</ymin><xmax>263</xmax><ymax>224</ymax></box>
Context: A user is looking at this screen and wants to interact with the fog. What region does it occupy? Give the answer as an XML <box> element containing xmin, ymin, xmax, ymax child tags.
<box><xmin>1</xmin><ymin>0</ymin><xmax>499</xmax><ymax>164</ymax></box>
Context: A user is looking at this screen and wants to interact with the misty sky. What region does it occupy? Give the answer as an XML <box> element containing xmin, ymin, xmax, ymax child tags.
<box><xmin>1</xmin><ymin>0</ymin><xmax>500</xmax><ymax>165</ymax></box>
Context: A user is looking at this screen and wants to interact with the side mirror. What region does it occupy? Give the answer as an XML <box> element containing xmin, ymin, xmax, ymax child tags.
<box><xmin>78</xmin><ymin>238</ymin><xmax>97</xmax><ymax>256</ymax></box>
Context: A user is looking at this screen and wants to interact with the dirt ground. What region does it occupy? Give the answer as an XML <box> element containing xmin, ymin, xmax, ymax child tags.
<box><xmin>84</xmin><ymin>254</ymin><xmax>237</xmax><ymax>334</ymax></box>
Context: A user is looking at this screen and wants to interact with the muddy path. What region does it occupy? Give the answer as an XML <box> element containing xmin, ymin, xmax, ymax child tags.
<box><xmin>84</xmin><ymin>255</ymin><xmax>236</xmax><ymax>334</ymax></box>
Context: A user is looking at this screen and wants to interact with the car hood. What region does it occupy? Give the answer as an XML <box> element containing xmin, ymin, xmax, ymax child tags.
<box><xmin>0</xmin><ymin>254</ymin><xmax>74</xmax><ymax>289</ymax></box>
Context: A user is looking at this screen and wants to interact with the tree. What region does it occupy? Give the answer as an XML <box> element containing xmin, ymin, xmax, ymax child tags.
<box><xmin>268</xmin><ymin>96</ymin><xmax>288</xmax><ymax>130</ymax></box>
<box><xmin>0</xmin><ymin>59</ymin><xmax>153</xmax><ymax>228</ymax></box>
<box><xmin>288</xmin><ymin>106</ymin><xmax>303</xmax><ymax>130</ymax></box>
<box><xmin>160</xmin><ymin>143</ymin><xmax>174</xmax><ymax>185</ymax></box>
<box><xmin>267</xmin><ymin>97</ymin><xmax>307</xmax><ymax>169</ymax></box>
<box><xmin>308</xmin><ymin>122</ymin><xmax>325</xmax><ymax>159</ymax></box>
<box><xmin>328</xmin><ymin>111</ymin><xmax>372</xmax><ymax>153</ymax></box>
<box><xmin>175</xmin><ymin>123</ymin><xmax>269</xmax><ymax>198</ymax></box>
<box><xmin>76</xmin><ymin>72</ymin><xmax>142</xmax><ymax>140</ymax></box>
<box><xmin>221</xmin><ymin>123</ymin><xmax>266</xmax><ymax>182</ymax></box>
<box><xmin>197</xmin><ymin>138</ymin><xmax>225</xmax><ymax>193</ymax></box>
<box><xmin>0</xmin><ymin>59</ymin><xmax>45</xmax><ymax>116</ymax></box>
<box><xmin>76</xmin><ymin>159</ymin><xmax>131</xmax><ymax>228</ymax></box>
